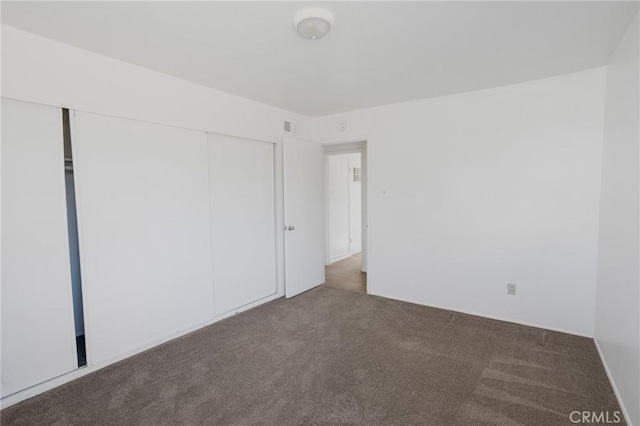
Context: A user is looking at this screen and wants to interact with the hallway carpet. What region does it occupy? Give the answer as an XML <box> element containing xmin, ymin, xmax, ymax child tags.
<box><xmin>2</xmin><ymin>286</ymin><xmax>622</xmax><ymax>425</ymax></box>
<box><xmin>325</xmin><ymin>253</ymin><xmax>366</xmax><ymax>294</ymax></box>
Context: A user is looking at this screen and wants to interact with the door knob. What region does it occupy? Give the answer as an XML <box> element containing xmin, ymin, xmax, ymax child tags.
<box><xmin>285</xmin><ymin>225</ymin><xmax>295</xmax><ymax>231</ymax></box>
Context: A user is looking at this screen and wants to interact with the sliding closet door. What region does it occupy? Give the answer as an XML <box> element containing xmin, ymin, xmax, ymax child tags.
<box><xmin>72</xmin><ymin>112</ymin><xmax>213</xmax><ymax>365</ymax></box>
<box><xmin>208</xmin><ymin>134</ymin><xmax>276</xmax><ymax>315</ymax></box>
<box><xmin>1</xmin><ymin>99</ymin><xmax>77</xmax><ymax>397</ymax></box>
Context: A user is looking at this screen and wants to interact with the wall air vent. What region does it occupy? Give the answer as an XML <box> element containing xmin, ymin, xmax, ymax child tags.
<box><xmin>284</xmin><ymin>121</ymin><xmax>297</xmax><ymax>133</ymax></box>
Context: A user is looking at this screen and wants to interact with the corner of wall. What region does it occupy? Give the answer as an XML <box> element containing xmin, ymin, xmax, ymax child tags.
<box><xmin>594</xmin><ymin>11</ymin><xmax>640</xmax><ymax>426</ymax></box>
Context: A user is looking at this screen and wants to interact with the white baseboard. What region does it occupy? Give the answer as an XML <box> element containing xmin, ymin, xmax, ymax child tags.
<box><xmin>0</xmin><ymin>292</ymin><xmax>283</xmax><ymax>410</ymax></box>
<box><xmin>213</xmin><ymin>292</ymin><xmax>283</xmax><ymax>321</ymax></box>
<box><xmin>594</xmin><ymin>338</ymin><xmax>632</xmax><ymax>426</ymax></box>
<box><xmin>330</xmin><ymin>251</ymin><xmax>363</xmax><ymax>265</ymax></box>
<box><xmin>329</xmin><ymin>253</ymin><xmax>351</xmax><ymax>264</ymax></box>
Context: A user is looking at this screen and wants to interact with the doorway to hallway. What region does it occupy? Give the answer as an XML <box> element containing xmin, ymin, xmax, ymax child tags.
<box><xmin>324</xmin><ymin>141</ymin><xmax>367</xmax><ymax>294</ymax></box>
<box><xmin>327</xmin><ymin>152</ymin><xmax>362</xmax><ymax>263</ymax></box>
<box><xmin>325</xmin><ymin>253</ymin><xmax>366</xmax><ymax>293</ymax></box>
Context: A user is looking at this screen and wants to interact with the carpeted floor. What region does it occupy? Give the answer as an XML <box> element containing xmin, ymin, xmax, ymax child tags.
<box><xmin>325</xmin><ymin>253</ymin><xmax>366</xmax><ymax>294</ymax></box>
<box><xmin>1</xmin><ymin>286</ymin><xmax>622</xmax><ymax>425</ymax></box>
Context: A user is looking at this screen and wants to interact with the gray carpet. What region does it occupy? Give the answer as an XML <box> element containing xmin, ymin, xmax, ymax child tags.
<box><xmin>1</xmin><ymin>286</ymin><xmax>623</xmax><ymax>425</ymax></box>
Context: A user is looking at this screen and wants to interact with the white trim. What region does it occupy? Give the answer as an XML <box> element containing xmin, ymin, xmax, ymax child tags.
<box><xmin>594</xmin><ymin>338</ymin><xmax>632</xmax><ymax>426</ymax></box>
<box><xmin>324</xmin><ymin>154</ymin><xmax>331</xmax><ymax>266</ymax></box>
<box><xmin>329</xmin><ymin>253</ymin><xmax>353</xmax><ymax>264</ymax></box>
<box><xmin>204</xmin><ymin>132</ymin><xmax>217</xmax><ymax>319</ymax></box>
<box><xmin>360</xmin><ymin>144</ymin><xmax>368</xmax><ymax>273</ymax></box>
<box><xmin>274</xmin><ymin>142</ymin><xmax>286</xmax><ymax>296</ymax></box>
<box><xmin>0</xmin><ymin>292</ymin><xmax>283</xmax><ymax>410</ymax></box>
<box><xmin>321</xmin><ymin>137</ymin><xmax>369</xmax><ymax>146</ymax></box>
<box><xmin>213</xmin><ymin>292</ymin><xmax>281</xmax><ymax>321</ymax></box>
<box><xmin>324</xmin><ymin>147</ymin><xmax>364</xmax><ymax>155</ymax></box>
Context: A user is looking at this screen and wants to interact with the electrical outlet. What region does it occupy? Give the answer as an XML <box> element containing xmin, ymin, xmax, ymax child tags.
<box><xmin>507</xmin><ymin>283</ymin><xmax>516</xmax><ymax>295</ymax></box>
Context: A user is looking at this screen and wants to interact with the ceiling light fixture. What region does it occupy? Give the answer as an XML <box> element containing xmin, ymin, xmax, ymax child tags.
<box><xmin>292</xmin><ymin>8</ymin><xmax>334</xmax><ymax>40</ymax></box>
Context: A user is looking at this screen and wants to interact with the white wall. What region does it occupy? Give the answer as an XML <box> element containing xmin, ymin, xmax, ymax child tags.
<box><xmin>328</xmin><ymin>154</ymin><xmax>351</xmax><ymax>263</ymax></box>
<box><xmin>595</xmin><ymin>14</ymin><xmax>640</xmax><ymax>426</ymax></box>
<box><xmin>1</xmin><ymin>25</ymin><xmax>312</xmax><ymax>143</ymax></box>
<box><xmin>314</xmin><ymin>68</ymin><xmax>606</xmax><ymax>337</ymax></box>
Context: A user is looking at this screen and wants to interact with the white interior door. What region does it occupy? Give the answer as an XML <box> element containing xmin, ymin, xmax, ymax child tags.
<box><xmin>283</xmin><ymin>137</ymin><xmax>325</xmax><ymax>298</ymax></box>
<box><xmin>208</xmin><ymin>133</ymin><xmax>277</xmax><ymax>315</ymax></box>
<box><xmin>1</xmin><ymin>98</ymin><xmax>78</xmax><ymax>397</ymax></box>
<box><xmin>72</xmin><ymin>112</ymin><xmax>214</xmax><ymax>365</ymax></box>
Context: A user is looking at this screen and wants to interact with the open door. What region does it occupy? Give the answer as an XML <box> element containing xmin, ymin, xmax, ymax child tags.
<box><xmin>283</xmin><ymin>137</ymin><xmax>325</xmax><ymax>298</ymax></box>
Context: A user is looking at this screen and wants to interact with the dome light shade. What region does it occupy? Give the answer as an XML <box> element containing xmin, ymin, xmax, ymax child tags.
<box><xmin>293</xmin><ymin>8</ymin><xmax>334</xmax><ymax>40</ymax></box>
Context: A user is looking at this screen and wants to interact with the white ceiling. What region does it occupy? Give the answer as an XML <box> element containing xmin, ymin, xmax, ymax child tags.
<box><xmin>2</xmin><ymin>1</ymin><xmax>637</xmax><ymax>117</ymax></box>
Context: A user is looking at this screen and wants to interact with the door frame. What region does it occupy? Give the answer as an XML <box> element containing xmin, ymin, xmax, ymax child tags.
<box><xmin>323</xmin><ymin>141</ymin><xmax>368</xmax><ymax>273</ymax></box>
